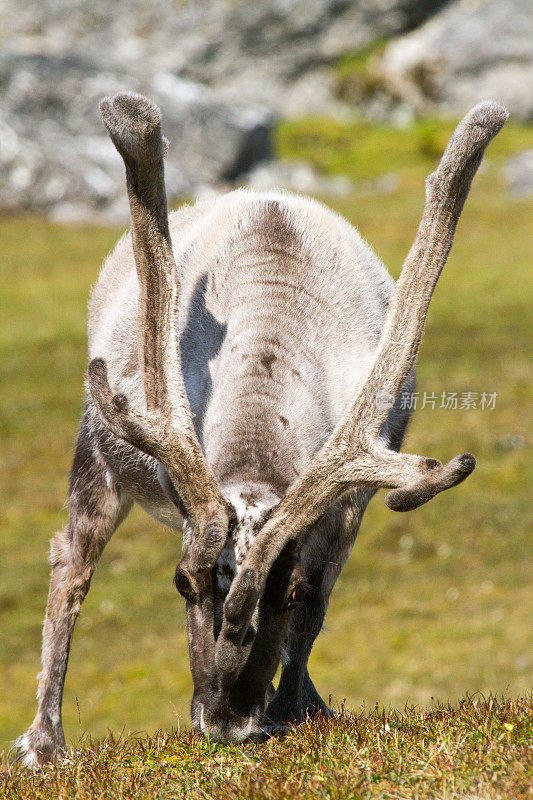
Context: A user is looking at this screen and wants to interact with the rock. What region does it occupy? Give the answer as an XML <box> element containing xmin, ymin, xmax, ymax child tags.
<box><xmin>0</xmin><ymin>52</ymin><xmax>273</xmax><ymax>220</ymax></box>
<box><xmin>2</xmin><ymin>0</ymin><xmax>448</xmax><ymax>117</ymax></box>
<box><xmin>380</xmin><ymin>0</ymin><xmax>533</xmax><ymax>120</ymax></box>
<box><xmin>503</xmin><ymin>150</ymin><xmax>533</xmax><ymax>197</ymax></box>
<box><xmin>2</xmin><ymin>0</ymin><xmax>528</xmax><ymax>219</ymax></box>
<box><xmin>151</xmin><ymin>72</ymin><xmax>273</xmax><ymax>184</ymax></box>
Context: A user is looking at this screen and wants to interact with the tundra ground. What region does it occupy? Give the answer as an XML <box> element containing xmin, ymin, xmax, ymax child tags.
<box><xmin>1</xmin><ymin>120</ymin><xmax>532</xmax><ymax>779</ymax></box>
<box><xmin>2</xmin><ymin>696</ymin><xmax>531</xmax><ymax>799</ymax></box>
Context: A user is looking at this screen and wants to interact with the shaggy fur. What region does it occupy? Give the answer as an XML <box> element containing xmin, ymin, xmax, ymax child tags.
<box><xmin>13</xmin><ymin>94</ymin><xmax>507</xmax><ymax>766</ymax></box>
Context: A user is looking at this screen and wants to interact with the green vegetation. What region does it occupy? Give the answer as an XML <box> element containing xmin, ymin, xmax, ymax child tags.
<box><xmin>2</xmin><ymin>696</ymin><xmax>531</xmax><ymax>799</ymax></box>
<box><xmin>335</xmin><ymin>39</ymin><xmax>389</xmax><ymax>81</ymax></box>
<box><xmin>1</xmin><ymin>118</ymin><xmax>531</xmax><ymax>793</ymax></box>
<box><xmin>277</xmin><ymin>116</ymin><xmax>533</xmax><ymax>181</ymax></box>
<box><xmin>334</xmin><ymin>38</ymin><xmax>389</xmax><ymax>105</ymax></box>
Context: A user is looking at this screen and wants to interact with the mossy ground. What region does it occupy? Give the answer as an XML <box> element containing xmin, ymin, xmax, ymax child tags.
<box><xmin>2</xmin><ymin>696</ymin><xmax>531</xmax><ymax>799</ymax></box>
<box><xmin>1</xmin><ymin>117</ymin><xmax>531</xmax><ymax>795</ymax></box>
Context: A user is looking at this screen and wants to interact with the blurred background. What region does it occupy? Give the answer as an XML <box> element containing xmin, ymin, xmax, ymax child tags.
<box><xmin>1</xmin><ymin>0</ymin><xmax>532</xmax><ymax>756</ymax></box>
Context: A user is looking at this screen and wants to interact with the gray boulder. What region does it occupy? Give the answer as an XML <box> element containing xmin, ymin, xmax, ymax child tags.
<box><xmin>2</xmin><ymin>0</ymin><xmax>448</xmax><ymax>116</ymax></box>
<box><xmin>0</xmin><ymin>51</ymin><xmax>272</xmax><ymax>220</ymax></box>
<box><xmin>380</xmin><ymin>0</ymin><xmax>533</xmax><ymax>119</ymax></box>
<box><xmin>7</xmin><ymin>0</ymin><xmax>528</xmax><ymax>219</ymax></box>
<box><xmin>243</xmin><ymin>159</ymin><xmax>353</xmax><ymax>197</ymax></box>
<box><xmin>1</xmin><ymin>0</ymin><xmax>450</xmax><ymax>219</ymax></box>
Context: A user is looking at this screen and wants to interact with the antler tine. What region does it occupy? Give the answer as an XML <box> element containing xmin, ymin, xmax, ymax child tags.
<box><xmin>214</xmin><ymin>100</ymin><xmax>508</xmax><ymax>675</ymax></box>
<box><xmin>88</xmin><ymin>93</ymin><xmax>229</xmax><ymax>603</ymax></box>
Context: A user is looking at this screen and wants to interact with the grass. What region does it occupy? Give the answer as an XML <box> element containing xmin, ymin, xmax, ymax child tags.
<box><xmin>0</xmin><ymin>116</ymin><xmax>532</xmax><ymax>793</ymax></box>
<box><xmin>276</xmin><ymin>117</ymin><xmax>533</xmax><ymax>182</ymax></box>
<box><xmin>334</xmin><ymin>37</ymin><xmax>390</xmax><ymax>105</ymax></box>
<box><xmin>2</xmin><ymin>696</ymin><xmax>531</xmax><ymax>799</ymax></box>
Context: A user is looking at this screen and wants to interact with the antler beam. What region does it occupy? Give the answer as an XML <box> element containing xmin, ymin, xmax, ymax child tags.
<box><xmin>87</xmin><ymin>93</ymin><xmax>229</xmax><ymax>604</ymax></box>
<box><xmin>214</xmin><ymin>100</ymin><xmax>508</xmax><ymax>675</ymax></box>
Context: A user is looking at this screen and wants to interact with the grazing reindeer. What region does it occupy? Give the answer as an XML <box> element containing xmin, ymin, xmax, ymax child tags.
<box><xmin>13</xmin><ymin>93</ymin><xmax>506</xmax><ymax>766</ymax></box>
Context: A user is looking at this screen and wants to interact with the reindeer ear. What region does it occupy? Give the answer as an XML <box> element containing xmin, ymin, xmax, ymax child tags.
<box><xmin>156</xmin><ymin>463</ymin><xmax>188</xmax><ymax>516</ymax></box>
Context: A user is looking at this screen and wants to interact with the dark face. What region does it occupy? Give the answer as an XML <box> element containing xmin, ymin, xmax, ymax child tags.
<box><xmin>178</xmin><ymin>536</ymin><xmax>306</xmax><ymax>742</ymax></box>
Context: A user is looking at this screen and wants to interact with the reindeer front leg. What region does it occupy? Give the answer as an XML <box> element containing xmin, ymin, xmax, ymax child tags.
<box><xmin>264</xmin><ymin>493</ymin><xmax>368</xmax><ymax>729</ymax></box>
<box><xmin>12</xmin><ymin>414</ymin><xmax>131</xmax><ymax>768</ymax></box>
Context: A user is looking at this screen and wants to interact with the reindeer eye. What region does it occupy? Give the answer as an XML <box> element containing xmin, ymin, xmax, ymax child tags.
<box><xmin>174</xmin><ymin>566</ymin><xmax>198</xmax><ymax>604</ymax></box>
<box><xmin>283</xmin><ymin>582</ymin><xmax>307</xmax><ymax>611</ymax></box>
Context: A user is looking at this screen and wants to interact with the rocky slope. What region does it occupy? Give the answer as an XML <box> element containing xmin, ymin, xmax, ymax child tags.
<box><xmin>3</xmin><ymin>0</ymin><xmax>445</xmax><ymax>115</ymax></box>
<box><xmin>380</xmin><ymin>0</ymin><xmax>533</xmax><ymax>121</ymax></box>
<box><xmin>0</xmin><ymin>0</ymin><xmax>531</xmax><ymax>219</ymax></box>
<box><xmin>0</xmin><ymin>53</ymin><xmax>272</xmax><ymax>221</ymax></box>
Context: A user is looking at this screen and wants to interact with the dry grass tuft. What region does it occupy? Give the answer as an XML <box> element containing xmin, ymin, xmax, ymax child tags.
<box><xmin>2</xmin><ymin>695</ymin><xmax>531</xmax><ymax>800</ymax></box>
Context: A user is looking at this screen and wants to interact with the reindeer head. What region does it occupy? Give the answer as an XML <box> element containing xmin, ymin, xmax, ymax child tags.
<box><xmin>182</xmin><ymin>500</ymin><xmax>307</xmax><ymax>742</ymax></box>
<box><xmin>88</xmin><ymin>92</ymin><xmax>507</xmax><ymax>741</ymax></box>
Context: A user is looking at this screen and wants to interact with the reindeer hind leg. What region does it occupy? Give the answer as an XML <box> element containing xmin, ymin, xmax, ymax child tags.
<box><xmin>12</xmin><ymin>413</ymin><xmax>131</xmax><ymax>768</ymax></box>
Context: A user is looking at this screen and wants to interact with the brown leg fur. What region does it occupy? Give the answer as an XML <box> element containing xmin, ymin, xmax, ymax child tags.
<box><xmin>265</xmin><ymin>497</ymin><xmax>368</xmax><ymax>730</ymax></box>
<box><xmin>11</xmin><ymin>416</ymin><xmax>131</xmax><ymax>767</ymax></box>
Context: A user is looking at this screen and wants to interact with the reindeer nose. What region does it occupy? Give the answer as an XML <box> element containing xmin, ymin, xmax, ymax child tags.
<box><xmin>193</xmin><ymin>701</ymin><xmax>262</xmax><ymax>743</ymax></box>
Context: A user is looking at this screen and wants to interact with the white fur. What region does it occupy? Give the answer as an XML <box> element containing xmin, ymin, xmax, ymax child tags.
<box><xmin>11</xmin><ymin>734</ymin><xmax>42</xmax><ymax>770</ymax></box>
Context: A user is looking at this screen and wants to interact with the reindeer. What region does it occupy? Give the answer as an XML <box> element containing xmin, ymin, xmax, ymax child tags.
<box><xmin>13</xmin><ymin>93</ymin><xmax>507</xmax><ymax>766</ymax></box>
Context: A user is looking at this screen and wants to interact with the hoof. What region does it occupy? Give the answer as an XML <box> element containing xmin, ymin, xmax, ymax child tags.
<box><xmin>258</xmin><ymin>721</ymin><xmax>291</xmax><ymax>740</ymax></box>
<box><xmin>10</xmin><ymin>725</ymin><xmax>66</xmax><ymax>769</ymax></box>
<box><xmin>306</xmin><ymin>702</ymin><xmax>336</xmax><ymax>720</ymax></box>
